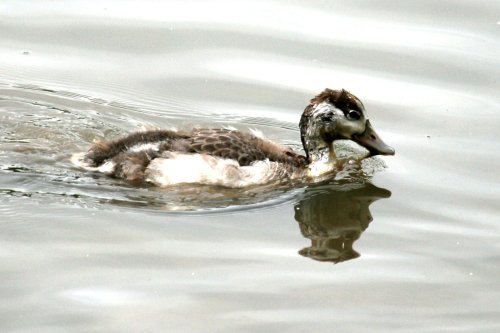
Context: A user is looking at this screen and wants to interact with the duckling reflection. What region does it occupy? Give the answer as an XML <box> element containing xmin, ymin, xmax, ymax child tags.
<box><xmin>294</xmin><ymin>182</ymin><xmax>391</xmax><ymax>263</ymax></box>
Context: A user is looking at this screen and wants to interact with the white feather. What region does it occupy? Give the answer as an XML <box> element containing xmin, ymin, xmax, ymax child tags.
<box><xmin>249</xmin><ymin>128</ymin><xmax>265</xmax><ymax>138</ymax></box>
<box><xmin>144</xmin><ymin>153</ymin><xmax>287</xmax><ymax>188</ymax></box>
<box><xmin>71</xmin><ymin>152</ymin><xmax>115</xmax><ymax>174</ymax></box>
<box><xmin>128</xmin><ymin>143</ymin><xmax>160</xmax><ymax>153</ymax></box>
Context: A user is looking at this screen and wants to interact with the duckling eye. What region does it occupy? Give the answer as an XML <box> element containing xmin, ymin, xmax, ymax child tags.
<box><xmin>320</xmin><ymin>113</ymin><xmax>334</xmax><ymax>122</ymax></box>
<box><xmin>347</xmin><ymin>110</ymin><xmax>361</xmax><ymax>120</ymax></box>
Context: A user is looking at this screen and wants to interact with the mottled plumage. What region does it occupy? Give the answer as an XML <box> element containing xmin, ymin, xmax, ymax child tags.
<box><xmin>73</xmin><ymin>88</ymin><xmax>394</xmax><ymax>187</ymax></box>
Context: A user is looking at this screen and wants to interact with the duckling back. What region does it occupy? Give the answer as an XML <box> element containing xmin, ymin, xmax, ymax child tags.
<box><xmin>72</xmin><ymin>128</ymin><xmax>306</xmax><ymax>187</ymax></box>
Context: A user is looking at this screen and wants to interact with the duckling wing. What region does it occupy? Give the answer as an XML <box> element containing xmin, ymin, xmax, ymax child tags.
<box><xmin>187</xmin><ymin>129</ymin><xmax>307</xmax><ymax>168</ymax></box>
<box><xmin>187</xmin><ymin>129</ymin><xmax>267</xmax><ymax>166</ymax></box>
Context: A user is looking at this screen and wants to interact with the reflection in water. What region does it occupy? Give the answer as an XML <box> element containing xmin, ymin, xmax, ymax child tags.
<box><xmin>294</xmin><ymin>181</ymin><xmax>391</xmax><ymax>264</ymax></box>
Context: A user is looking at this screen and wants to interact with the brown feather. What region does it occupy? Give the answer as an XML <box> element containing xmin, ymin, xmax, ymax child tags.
<box><xmin>83</xmin><ymin>128</ymin><xmax>307</xmax><ymax>179</ymax></box>
<box><xmin>84</xmin><ymin>130</ymin><xmax>187</xmax><ymax>166</ymax></box>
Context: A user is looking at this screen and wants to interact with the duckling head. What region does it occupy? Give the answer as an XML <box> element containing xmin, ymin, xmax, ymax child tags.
<box><xmin>299</xmin><ymin>88</ymin><xmax>395</xmax><ymax>163</ymax></box>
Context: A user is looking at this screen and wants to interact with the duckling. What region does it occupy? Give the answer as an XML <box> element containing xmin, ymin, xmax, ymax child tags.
<box><xmin>72</xmin><ymin>89</ymin><xmax>394</xmax><ymax>187</ymax></box>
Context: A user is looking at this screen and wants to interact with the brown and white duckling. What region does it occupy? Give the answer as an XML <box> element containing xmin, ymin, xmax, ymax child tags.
<box><xmin>72</xmin><ymin>89</ymin><xmax>394</xmax><ymax>187</ymax></box>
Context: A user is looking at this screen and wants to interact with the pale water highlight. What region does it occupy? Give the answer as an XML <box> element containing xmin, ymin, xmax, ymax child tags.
<box><xmin>1</xmin><ymin>1</ymin><xmax>499</xmax><ymax>332</ymax></box>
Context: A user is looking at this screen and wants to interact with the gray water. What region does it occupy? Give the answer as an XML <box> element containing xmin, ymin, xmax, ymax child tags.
<box><xmin>1</xmin><ymin>1</ymin><xmax>500</xmax><ymax>332</ymax></box>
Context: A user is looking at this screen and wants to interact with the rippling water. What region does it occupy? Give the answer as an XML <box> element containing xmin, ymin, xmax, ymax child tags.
<box><xmin>1</xmin><ymin>1</ymin><xmax>500</xmax><ymax>332</ymax></box>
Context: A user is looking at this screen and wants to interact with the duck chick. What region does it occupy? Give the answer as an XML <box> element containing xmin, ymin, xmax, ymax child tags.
<box><xmin>72</xmin><ymin>89</ymin><xmax>394</xmax><ymax>187</ymax></box>
<box><xmin>300</xmin><ymin>88</ymin><xmax>394</xmax><ymax>176</ymax></box>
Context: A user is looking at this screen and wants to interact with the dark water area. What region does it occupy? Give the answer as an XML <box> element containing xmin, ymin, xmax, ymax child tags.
<box><xmin>1</xmin><ymin>1</ymin><xmax>500</xmax><ymax>332</ymax></box>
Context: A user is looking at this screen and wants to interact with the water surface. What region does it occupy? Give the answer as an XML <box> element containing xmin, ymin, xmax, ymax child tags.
<box><xmin>1</xmin><ymin>1</ymin><xmax>500</xmax><ymax>332</ymax></box>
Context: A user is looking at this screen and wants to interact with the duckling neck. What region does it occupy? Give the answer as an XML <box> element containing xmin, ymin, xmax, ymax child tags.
<box><xmin>306</xmin><ymin>145</ymin><xmax>337</xmax><ymax>177</ymax></box>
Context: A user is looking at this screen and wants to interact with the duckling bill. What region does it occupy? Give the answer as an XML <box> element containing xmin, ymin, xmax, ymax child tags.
<box><xmin>72</xmin><ymin>89</ymin><xmax>394</xmax><ymax>187</ymax></box>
